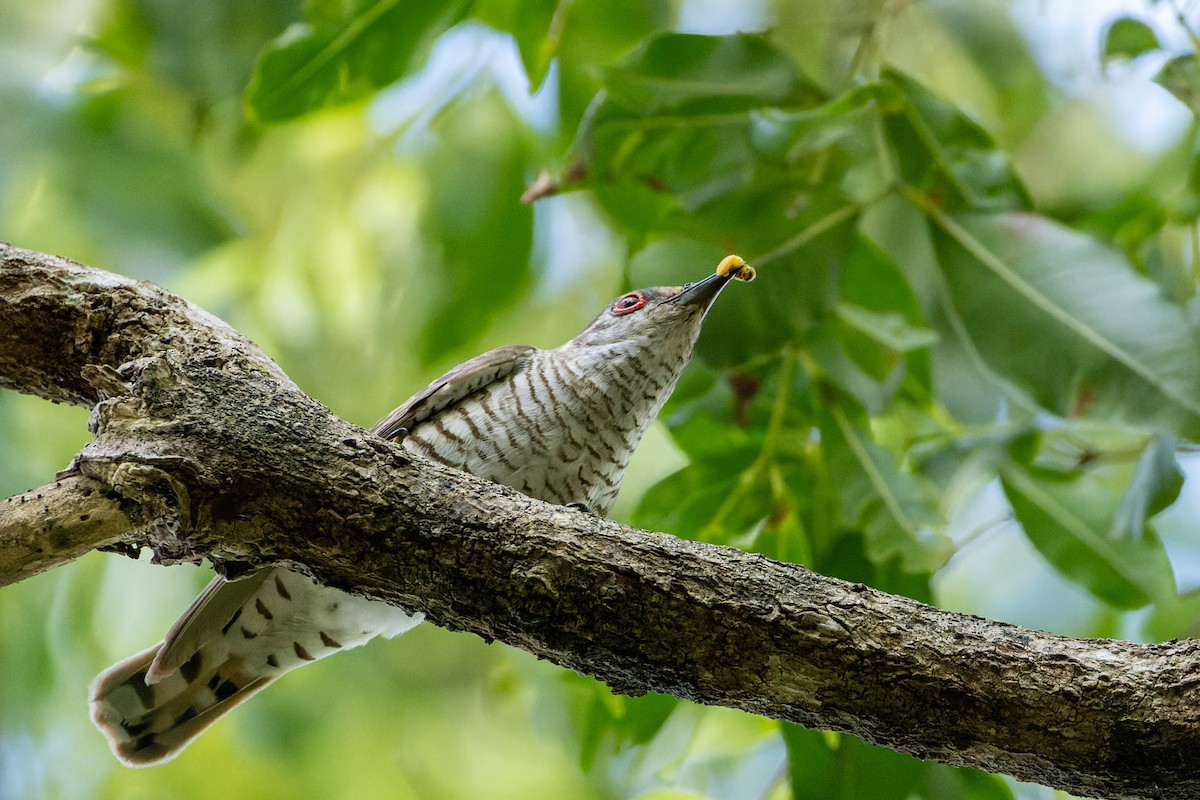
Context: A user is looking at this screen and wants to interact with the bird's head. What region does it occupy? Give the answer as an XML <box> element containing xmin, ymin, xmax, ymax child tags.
<box><xmin>569</xmin><ymin>256</ymin><xmax>754</xmax><ymax>352</ymax></box>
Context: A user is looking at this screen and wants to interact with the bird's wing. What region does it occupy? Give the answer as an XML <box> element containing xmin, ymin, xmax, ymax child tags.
<box><xmin>369</xmin><ymin>344</ymin><xmax>537</xmax><ymax>440</ymax></box>
<box><xmin>145</xmin><ymin>346</ymin><xmax>535</xmax><ymax>679</ymax></box>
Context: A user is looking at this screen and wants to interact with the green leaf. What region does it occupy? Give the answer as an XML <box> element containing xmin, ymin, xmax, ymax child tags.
<box><xmin>1155</xmin><ymin>54</ymin><xmax>1200</xmax><ymax>114</ymax></box>
<box><xmin>605</xmin><ymin>33</ymin><xmax>809</xmax><ymax>115</ymax></box>
<box><xmin>418</xmin><ymin>93</ymin><xmax>534</xmax><ymax>363</ymax></box>
<box><xmin>747</xmin><ymin>83</ymin><xmax>890</xmax><ymax>157</ymax></box>
<box><xmin>833</xmin><ymin>234</ymin><xmax>936</xmax><ymax>401</ymax></box>
<box><xmin>89</xmin><ymin>0</ymin><xmax>152</xmax><ymax>69</ymax></box>
<box><xmin>924</xmin><ymin>766</ymin><xmax>1015</xmax><ymax>800</ymax></box>
<box><xmin>1001</xmin><ymin>463</ymin><xmax>1176</xmax><ymax>608</ymax></box>
<box><xmin>577</xmin><ymin>33</ymin><xmax>821</xmax><ymax>228</ymax></box>
<box><xmin>561</xmin><ymin>674</ymin><xmax>679</xmax><ymax>771</ymax></box>
<box><xmin>473</xmin><ymin>0</ymin><xmax>559</xmax><ymax>89</ymax></box>
<box><xmin>245</xmin><ymin>0</ymin><xmax>469</xmax><ymax>123</ymax></box>
<box><xmin>822</xmin><ymin>405</ymin><xmax>953</xmax><ymax>573</ymax></box>
<box><xmin>52</xmin><ymin>89</ymin><xmax>235</xmax><ymax>268</ymax></box>
<box><xmin>781</xmin><ymin>724</ymin><xmax>1013</xmax><ymax>800</ymax></box>
<box><xmin>782</xmin><ymin>724</ymin><xmax>924</xmax><ymax>800</ymax></box>
<box><xmin>885</xmin><ymin>72</ymin><xmax>1031</xmax><ymax>212</ymax></box>
<box><xmin>1144</xmin><ymin>591</ymin><xmax>1200</xmax><ymax>641</ymax></box>
<box><xmin>1111</xmin><ymin>433</ymin><xmax>1183</xmax><ymax>540</ymax></box>
<box><xmin>552</xmin><ymin>0</ymin><xmax>672</xmax><ymax>132</ymax></box>
<box><xmin>817</xmin><ymin>530</ymin><xmax>935</xmax><ymax>602</ymax></box>
<box><xmin>835</xmin><ymin>304</ymin><xmax>938</xmax><ymax>352</ymax></box>
<box><xmin>1103</xmin><ymin>17</ymin><xmax>1161</xmax><ymax>61</ymax></box>
<box><xmin>811</xmin><ymin>326</ymin><xmax>903</xmax><ymax>412</ymax></box>
<box><xmin>929</xmin><ymin>210</ymin><xmax>1200</xmax><ymax>436</ymax></box>
<box><xmin>628</xmin><ymin>236</ymin><xmax>727</xmax><ymax>288</ymax></box>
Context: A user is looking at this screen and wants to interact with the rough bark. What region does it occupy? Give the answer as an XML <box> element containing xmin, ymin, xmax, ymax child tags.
<box><xmin>0</xmin><ymin>475</ymin><xmax>130</xmax><ymax>586</ymax></box>
<box><xmin>2</xmin><ymin>242</ymin><xmax>1199</xmax><ymax>799</ymax></box>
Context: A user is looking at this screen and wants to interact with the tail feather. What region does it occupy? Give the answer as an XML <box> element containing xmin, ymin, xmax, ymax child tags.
<box><xmin>90</xmin><ymin>568</ymin><xmax>424</xmax><ymax>766</ymax></box>
<box><xmin>89</xmin><ymin>642</ymin><xmax>275</xmax><ymax>766</ymax></box>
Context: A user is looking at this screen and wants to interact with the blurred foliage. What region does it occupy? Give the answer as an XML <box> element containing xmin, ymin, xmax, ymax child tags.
<box><xmin>6</xmin><ymin>0</ymin><xmax>1200</xmax><ymax>798</ymax></box>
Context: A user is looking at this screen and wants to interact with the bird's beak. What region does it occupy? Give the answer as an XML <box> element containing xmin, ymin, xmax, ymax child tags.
<box><xmin>668</xmin><ymin>271</ymin><xmax>734</xmax><ymax>311</ymax></box>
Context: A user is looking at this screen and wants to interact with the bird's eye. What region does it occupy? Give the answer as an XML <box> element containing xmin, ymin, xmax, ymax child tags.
<box><xmin>612</xmin><ymin>291</ymin><xmax>647</xmax><ymax>316</ymax></box>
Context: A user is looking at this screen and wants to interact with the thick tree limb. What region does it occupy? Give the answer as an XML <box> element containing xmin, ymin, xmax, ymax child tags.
<box><xmin>1</xmin><ymin>242</ymin><xmax>1199</xmax><ymax>799</ymax></box>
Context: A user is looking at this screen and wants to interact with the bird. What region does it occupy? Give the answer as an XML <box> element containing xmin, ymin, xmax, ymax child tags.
<box><xmin>89</xmin><ymin>256</ymin><xmax>755</xmax><ymax>766</ymax></box>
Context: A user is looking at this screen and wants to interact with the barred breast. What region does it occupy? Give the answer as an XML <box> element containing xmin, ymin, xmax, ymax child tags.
<box><xmin>399</xmin><ymin>345</ymin><xmax>684</xmax><ymax>515</ymax></box>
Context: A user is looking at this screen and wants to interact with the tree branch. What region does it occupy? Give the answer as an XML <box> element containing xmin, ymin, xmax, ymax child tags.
<box><xmin>2</xmin><ymin>242</ymin><xmax>1198</xmax><ymax>799</ymax></box>
<box><xmin>0</xmin><ymin>473</ymin><xmax>131</xmax><ymax>587</ymax></box>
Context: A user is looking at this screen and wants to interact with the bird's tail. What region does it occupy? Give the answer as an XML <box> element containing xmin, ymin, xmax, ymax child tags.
<box><xmin>89</xmin><ymin>640</ymin><xmax>275</xmax><ymax>766</ymax></box>
<box><xmin>90</xmin><ymin>568</ymin><xmax>424</xmax><ymax>766</ymax></box>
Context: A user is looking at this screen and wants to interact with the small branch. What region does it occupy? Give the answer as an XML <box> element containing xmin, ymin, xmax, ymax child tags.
<box><xmin>0</xmin><ymin>473</ymin><xmax>132</xmax><ymax>587</ymax></box>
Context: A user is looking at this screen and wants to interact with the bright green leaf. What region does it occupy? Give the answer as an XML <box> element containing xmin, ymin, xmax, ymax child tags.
<box><xmin>822</xmin><ymin>405</ymin><xmax>953</xmax><ymax>573</ymax></box>
<box><xmin>835</xmin><ymin>304</ymin><xmax>938</xmax><ymax>352</ymax></box>
<box><xmin>782</xmin><ymin>723</ymin><xmax>1013</xmax><ymax>800</ymax></box>
<box><xmin>1103</xmin><ymin>17</ymin><xmax>1161</xmax><ymax>61</ymax></box>
<box><xmin>245</xmin><ymin>0</ymin><xmax>469</xmax><ymax>123</ymax></box>
<box><xmin>783</xmin><ymin>724</ymin><xmax>924</xmax><ymax>800</ymax></box>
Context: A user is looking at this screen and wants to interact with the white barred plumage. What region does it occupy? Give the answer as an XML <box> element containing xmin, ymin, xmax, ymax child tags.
<box><xmin>89</xmin><ymin>263</ymin><xmax>748</xmax><ymax>766</ymax></box>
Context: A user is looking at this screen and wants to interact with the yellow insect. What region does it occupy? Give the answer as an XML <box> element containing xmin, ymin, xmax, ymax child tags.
<box><xmin>717</xmin><ymin>254</ymin><xmax>755</xmax><ymax>282</ymax></box>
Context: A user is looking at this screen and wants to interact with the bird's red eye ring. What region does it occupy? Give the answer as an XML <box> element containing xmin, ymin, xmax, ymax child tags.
<box><xmin>612</xmin><ymin>291</ymin><xmax>647</xmax><ymax>316</ymax></box>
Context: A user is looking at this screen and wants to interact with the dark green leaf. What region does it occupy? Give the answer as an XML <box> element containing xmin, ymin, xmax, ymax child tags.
<box><xmin>885</xmin><ymin>72</ymin><xmax>1031</xmax><ymax>212</ymax></box>
<box><xmin>923</xmin><ymin>765</ymin><xmax>1015</xmax><ymax>800</ymax></box>
<box><xmin>561</xmin><ymin>673</ymin><xmax>679</xmax><ymax>770</ymax></box>
<box><xmin>605</xmin><ymin>33</ymin><xmax>811</xmax><ymax>115</ymax></box>
<box><xmin>1103</xmin><ymin>17</ymin><xmax>1162</xmax><ymax>61</ymax></box>
<box><xmin>816</xmin><ymin>530</ymin><xmax>935</xmax><ymax>602</ymax></box>
<box><xmin>576</xmin><ymin>34</ymin><xmax>824</xmax><ymax>240</ymax></box>
<box><xmin>418</xmin><ymin>93</ymin><xmax>534</xmax><ymax>363</ymax></box>
<box><xmin>1155</xmin><ymin>54</ymin><xmax>1200</xmax><ymax>114</ymax></box>
<box><xmin>782</xmin><ymin>724</ymin><xmax>924</xmax><ymax>800</ymax></box>
<box><xmin>552</xmin><ymin>0</ymin><xmax>673</xmax><ymax>133</ymax></box>
<box><xmin>1111</xmin><ymin>433</ymin><xmax>1183</xmax><ymax>540</ymax></box>
<box><xmin>245</xmin><ymin>0</ymin><xmax>469</xmax><ymax>123</ymax></box>
<box><xmin>473</xmin><ymin>0</ymin><xmax>559</xmax><ymax>89</ymax></box>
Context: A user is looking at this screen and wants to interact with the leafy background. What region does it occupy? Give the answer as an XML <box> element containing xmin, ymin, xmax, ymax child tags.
<box><xmin>3</xmin><ymin>0</ymin><xmax>1200</xmax><ymax>798</ymax></box>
